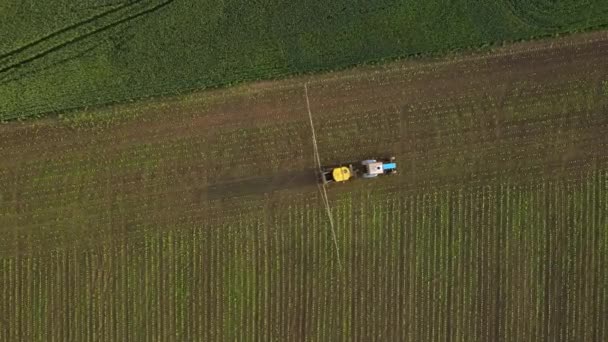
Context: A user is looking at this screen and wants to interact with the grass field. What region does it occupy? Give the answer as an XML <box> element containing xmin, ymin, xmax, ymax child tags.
<box><xmin>2</xmin><ymin>0</ymin><xmax>608</xmax><ymax>120</ymax></box>
<box><xmin>0</xmin><ymin>31</ymin><xmax>607</xmax><ymax>340</ymax></box>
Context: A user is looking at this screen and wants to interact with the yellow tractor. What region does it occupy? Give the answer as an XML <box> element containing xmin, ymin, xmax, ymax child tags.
<box><xmin>320</xmin><ymin>157</ymin><xmax>397</xmax><ymax>184</ymax></box>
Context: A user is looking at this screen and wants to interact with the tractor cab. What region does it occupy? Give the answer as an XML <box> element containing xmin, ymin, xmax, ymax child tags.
<box><xmin>362</xmin><ymin>158</ymin><xmax>397</xmax><ymax>178</ymax></box>
<box><xmin>364</xmin><ymin>161</ymin><xmax>384</xmax><ymax>176</ymax></box>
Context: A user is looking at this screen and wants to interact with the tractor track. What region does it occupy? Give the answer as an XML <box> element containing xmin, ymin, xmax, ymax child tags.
<box><xmin>0</xmin><ymin>1</ymin><xmax>139</xmax><ymax>63</ymax></box>
<box><xmin>0</xmin><ymin>0</ymin><xmax>175</xmax><ymax>81</ymax></box>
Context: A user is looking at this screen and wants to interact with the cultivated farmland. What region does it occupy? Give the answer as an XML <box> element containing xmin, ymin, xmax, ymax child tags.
<box><xmin>2</xmin><ymin>0</ymin><xmax>608</xmax><ymax>120</ymax></box>
<box><xmin>1</xmin><ymin>31</ymin><xmax>608</xmax><ymax>340</ymax></box>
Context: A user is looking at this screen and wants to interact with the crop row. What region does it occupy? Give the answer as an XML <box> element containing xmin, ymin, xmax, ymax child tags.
<box><xmin>1</xmin><ymin>170</ymin><xmax>606</xmax><ymax>340</ymax></box>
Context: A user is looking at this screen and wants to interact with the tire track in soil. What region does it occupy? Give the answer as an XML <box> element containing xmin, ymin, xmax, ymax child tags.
<box><xmin>0</xmin><ymin>0</ymin><xmax>175</xmax><ymax>80</ymax></box>
<box><xmin>0</xmin><ymin>41</ymin><xmax>106</xmax><ymax>88</ymax></box>
<box><xmin>0</xmin><ymin>1</ymin><xmax>138</xmax><ymax>62</ymax></box>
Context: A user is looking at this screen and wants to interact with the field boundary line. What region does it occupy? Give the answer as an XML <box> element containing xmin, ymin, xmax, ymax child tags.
<box><xmin>304</xmin><ymin>82</ymin><xmax>343</xmax><ymax>270</ymax></box>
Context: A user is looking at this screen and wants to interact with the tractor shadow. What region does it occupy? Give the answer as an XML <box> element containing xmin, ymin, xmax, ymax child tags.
<box><xmin>201</xmin><ymin>168</ymin><xmax>318</xmax><ymax>200</ymax></box>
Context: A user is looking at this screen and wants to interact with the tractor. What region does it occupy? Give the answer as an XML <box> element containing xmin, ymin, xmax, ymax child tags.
<box><xmin>320</xmin><ymin>157</ymin><xmax>397</xmax><ymax>184</ymax></box>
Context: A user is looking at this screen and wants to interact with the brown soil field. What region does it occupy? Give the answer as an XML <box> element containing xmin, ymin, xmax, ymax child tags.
<box><xmin>1</xmin><ymin>31</ymin><xmax>607</xmax><ymax>340</ymax></box>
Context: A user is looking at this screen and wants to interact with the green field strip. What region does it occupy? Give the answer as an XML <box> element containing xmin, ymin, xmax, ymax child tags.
<box><xmin>455</xmin><ymin>189</ymin><xmax>467</xmax><ymax>341</ymax></box>
<box><xmin>0</xmin><ymin>251</ymin><xmax>6</xmax><ymax>341</ymax></box>
<box><xmin>603</xmin><ymin>170</ymin><xmax>608</xmax><ymax>342</ymax></box>
<box><xmin>3</xmin><ymin>2</ymin><xmax>608</xmax><ymax>120</ymax></box>
<box><xmin>599</xmin><ymin>170</ymin><xmax>607</xmax><ymax>342</ymax></box>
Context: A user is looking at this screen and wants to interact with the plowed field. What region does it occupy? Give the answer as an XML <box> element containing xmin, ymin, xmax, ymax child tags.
<box><xmin>1</xmin><ymin>31</ymin><xmax>607</xmax><ymax>341</ymax></box>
